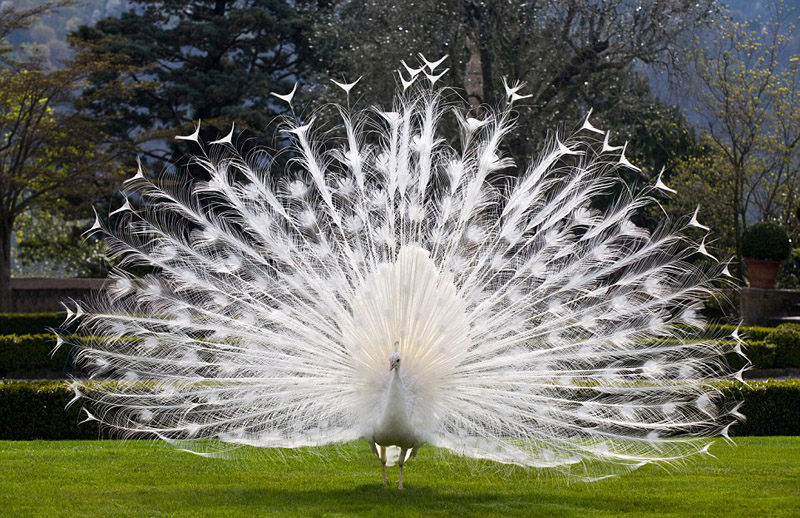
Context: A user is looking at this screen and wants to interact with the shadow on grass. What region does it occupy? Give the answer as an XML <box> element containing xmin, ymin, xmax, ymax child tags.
<box><xmin>112</xmin><ymin>481</ymin><xmax>623</xmax><ymax>517</ymax></box>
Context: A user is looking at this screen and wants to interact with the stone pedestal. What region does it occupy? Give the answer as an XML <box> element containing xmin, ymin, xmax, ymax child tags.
<box><xmin>740</xmin><ymin>287</ymin><xmax>800</xmax><ymax>326</ymax></box>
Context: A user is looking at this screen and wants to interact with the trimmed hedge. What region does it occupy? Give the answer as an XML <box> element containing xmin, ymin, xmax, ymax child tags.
<box><xmin>725</xmin><ymin>340</ymin><xmax>775</xmax><ymax>370</ymax></box>
<box><xmin>0</xmin><ymin>379</ymin><xmax>797</xmax><ymax>440</ymax></box>
<box><xmin>709</xmin><ymin>323</ymin><xmax>776</xmax><ymax>342</ymax></box>
<box><xmin>0</xmin><ymin>381</ymin><xmax>99</xmax><ymax>440</ymax></box>
<box><xmin>718</xmin><ymin>379</ymin><xmax>800</xmax><ymax>436</ymax></box>
<box><xmin>766</xmin><ymin>324</ymin><xmax>800</xmax><ymax>368</ymax></box>
<box><xmin>0</xmin><ymin>333</ymin><xmax>782</xmax><ymax>377</ymax></box>
<box><xmin>0</xmin><ymin>334</ymin><xmax>77</xmax><ymax>376</ymax></box>
<box><xmin>708</xmin><ymin>323</ymin><xmax>800</xmax><ymax>368</ymax></box>
<box><xmin>0</xmin><ymin>313</ymin><xmax>67</xmax><ymax>335</ymax></box>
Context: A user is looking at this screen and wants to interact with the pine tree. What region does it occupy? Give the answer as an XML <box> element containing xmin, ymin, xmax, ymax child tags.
<box><xmin>72</xmin><ymin>0</ymin><xmax>314</xmax><ymax>163</ymax></box>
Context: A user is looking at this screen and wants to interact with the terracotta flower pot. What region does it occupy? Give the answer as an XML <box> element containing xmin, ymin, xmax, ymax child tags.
<box><xmin>745</xmin><ymin>258</ymin><xmax>781</xmax><ymax>289</ymax></box>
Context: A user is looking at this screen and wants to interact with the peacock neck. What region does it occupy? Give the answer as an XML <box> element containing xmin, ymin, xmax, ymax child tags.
<box><xmin>372</xmin><ymin>366</ymin><xmax>417</xmax><ymax>448</ymax></box>
<box><xmin>387</xmin><ymin>368</ymin><xmax>405</xmax><ymax>405</ymax></box>
<box><xmin>382</xmin><ymin>368</ymin><xmax>410</xmax><ymax>424</ymax></box>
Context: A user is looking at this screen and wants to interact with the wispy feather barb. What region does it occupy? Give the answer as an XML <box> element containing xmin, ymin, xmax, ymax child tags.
<box><xmin>67</xmin><ymin>74</ymin><xmax>741</xmax><ymax>480</ymax></box>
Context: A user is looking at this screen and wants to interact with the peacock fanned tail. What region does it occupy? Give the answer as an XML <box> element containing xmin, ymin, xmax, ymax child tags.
<box><xmin>64</xmin><ymin>67</ymin><xmax>744</xmax><ymax>479</ymax></box>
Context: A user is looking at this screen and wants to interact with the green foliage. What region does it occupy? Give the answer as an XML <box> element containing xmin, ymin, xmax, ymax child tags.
<box><xmin>776</xmin><ymin>247</ymin><xmax>800</xmax><ymax>289</ymax></box>
<box><xmin>14</xmin><ymin>209</ymin><xmax>107</xmax><ymax>278</ymax></box>
<box><xmin>71</xmin><ymin>0</ymin><xmax>313</xmax><ymax>162</ymax></box>
<box><xmin>0</xmin><ymin>5</ymin><xmax>126</xmax><ymax>310</ymax></box>
<box><xmin>766</xmin><ymin>323</ymin><xmax>800</xmax><ymax>368</ymax></box>
<box><xmin>717</xmin><ymin>379</ymin><xmax>800</xmax><ymax>436</ymax></box>
<box><xmin>706</xmin><ymin>323</ymin><xmax>776</xmax><ymax>341</ymax></box>
<box><xmin>0</xmin><ymin>333</ymin><xmax>78</xmax><ymax>375</ymax></box>
<box><xmin>742</xmin><ymin>222</ymin><xmax>792</xmax><ymax>261</ymax></box>
<box><xmin>725</xmin><ymin>340</ymin><xmax>775</xmax><ymax>370</ymax></box>
<box><xmin>0</xmin><ymin>380</ymin><xmax>797</xmax><ymax>441</ymax></box>
<box><xmin>0</xmin><ymin>312</ymin><xmax>65</xmax><ymax>335</ymax></box>
<box><xmin>0</xmin><ymin>381</ymin><xmax>98</xmax><ymax>440</ymax></box>
<box><xmin>669</xmin><ymin>143</ymin><xmax>738</xmax><ymax>263</ymax></box>
<box><xmin>744</xmin><ymin>341</ymin><xmax>776</xmax><ymax>369</ymax></box>
<box><xmin>0</xmin><ymin>65</ymin><xmax>116</xmax><ymax>205</ymax></box>
<box><xmin>681</xmin><ymin>11</ymin><xmax>800</xmax><ymax>281</ymax></box>
<box><xmin>711</xmin><ymin>323</ymin><xmax>797</xmax><ymax>369</ymax></box>
<box><xmin>0</xmin><ymin>438</ymin><xmax>797</xmax><ymax>517</ymax></box>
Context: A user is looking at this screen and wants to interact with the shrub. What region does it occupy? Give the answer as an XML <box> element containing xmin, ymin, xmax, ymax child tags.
<box><xmin>0</xmin><ymin>381</ymin><xmax>99</xmax><ymax>440</ymax></box>
<box><xmin>717</xmin><ymin>379</ymin><xmax>800</xmax><ymax>436</ymax></box>
<box><xmin>708</xmin><ymin>324</ymin><xmax>775</xmax><ymax>342</ymax></box>
<box><xmin>0</xmin><ymin>313</ymin><xmax>67</xmax><ymax>335</ymax></box>
<box><xmin>766</xmin><ymin>323</ymin><xmax>800</xmax><ymax>368</ymax></box>
<box><xmin>0</xmin><ymin>334</ymin><xmax>80</xmax><ymax>376</ymax></box>
<box><xmin>741</xmin><ymin>222</ymin><xmax>791</xmax><ymax>261</ymax></box>
<box><xmin>744</xmin><ymin>341</ymin><xmax>777</xmax><ymax>369</ymax></box>
<box><xmin>0</xmin><ymin>380</ymin><xmax>797</xmax><ymax>440</ymax></box>
<box><xmin>725</xmin><ymin>340</ymin><xmax>775</xmax><ymax>370</ymax></box>
<box><xmin>701</xmin><ymin>294</ymin><xmax>738</xmax><ymax>323</ymax></box>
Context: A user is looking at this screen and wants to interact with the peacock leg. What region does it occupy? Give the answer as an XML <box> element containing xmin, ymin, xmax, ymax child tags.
<box><xmin>398</xmin><ymin>447</ymin><xmax>408</xmax><ymax>490</ymax></box>
<box><xmin>379</xmin><ymin>446</ymin><xmax>387</xmax><ymax>486</ymax></box>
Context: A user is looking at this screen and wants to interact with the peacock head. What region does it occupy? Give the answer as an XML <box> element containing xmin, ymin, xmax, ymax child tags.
<box><xmin>389</xmin><ymin>352</ymin><xmax>401</xmax><ymax>371</ymax></box>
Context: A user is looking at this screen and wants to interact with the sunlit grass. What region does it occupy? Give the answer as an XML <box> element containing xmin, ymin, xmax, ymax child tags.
<box><xmin>1</xmin><ymin>437</ymin><xmax>798</xmax><ymax>517</ymax></box>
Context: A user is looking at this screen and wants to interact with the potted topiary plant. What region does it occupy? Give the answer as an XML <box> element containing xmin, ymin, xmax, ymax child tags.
<box><xmin>742</xmin><ymin>221</ymin><xmax>792</xmax><ymax>288</ymax></box>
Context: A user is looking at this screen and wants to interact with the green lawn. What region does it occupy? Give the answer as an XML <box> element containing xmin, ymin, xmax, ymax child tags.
<box><xmin>0</xmin><ymin>437</ymin><xmax>798</xmax><ymax>517</ymax></box>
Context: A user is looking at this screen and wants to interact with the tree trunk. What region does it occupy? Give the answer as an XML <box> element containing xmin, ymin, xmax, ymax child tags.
<box><xmin>464</xmin><ymin>1</ymin><xmax>494</xmax><ymax>106</ymax></box>
<box><xmin>464</xmin><ymin>34</ymin><xmax>484</xmax><ymax>116</ymax></box>
<box><xmin>733</xmin><ymin>162</ymin><xmax>746</xmax><ymax>284</ymax></box>
<box><xmin>0</xmin><ymin>217</ymin><xmax>12</xmax><ymax>313</ymax></box>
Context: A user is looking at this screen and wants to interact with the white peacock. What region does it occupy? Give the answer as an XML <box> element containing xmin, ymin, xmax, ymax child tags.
<box><xmin>64</xmin><ymin>56</ymin><xmax>743</xmax><ymax>489</ymax></box>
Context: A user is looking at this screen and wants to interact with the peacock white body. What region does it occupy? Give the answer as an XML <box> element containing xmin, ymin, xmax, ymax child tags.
<box><xmin>65</xmin><ymin>57</ymin><xmax>744</xmax><ymax>487</ymax></box>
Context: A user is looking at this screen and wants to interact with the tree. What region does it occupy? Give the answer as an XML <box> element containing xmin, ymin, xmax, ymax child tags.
<box><xmin>14</xmin><ymin>208</ymin><xmax>106</xmax><ymax>278</ymax></box>
<box><xmin>71</xmin><ymin>0</ymin><xmax>314</xmax><ymax>164</ymax></box>
<box><xmin>669</xmin><ymin>142</ymin><xmax>738</xmax><ymax>259</ymax></box>
<box><xmin>672</xmin><ymin>5</ymin><xmax>800</xmax><ymax>281</ymax></box>
<box><xmin>0</xmin><ymin>2</ymin><xmax>74</xmax><ymax>52</ymax></box>
<box><xmin>305</xmin><ymin>0</ymin><xmax>714</xmax><ymax>169</ymax></box>
<box><xmin>0</xmin><ymin>3</ymin><xmax>122</xmax><ymax>310</ymax></box>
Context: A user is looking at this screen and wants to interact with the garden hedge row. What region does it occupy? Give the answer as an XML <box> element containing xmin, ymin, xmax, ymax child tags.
<box><xmin>725</xmin><ymin>340</ymin><xmax>775</xmax><ymax>370</ymax></box>
<box><xmin>708</xmin><ymin>324</ymin><xmax>775</xmax><ymax>341</ymax></box>
<box><xmin>766</xmin><ymin>324</ymin><xmax>800</xmax><ymax>368</ymax></box>
<box><xmin>0</xmin><ymin>379</ymin><xmax>797</xmax><ymax>440</ymax></box>
<box><xmin>0</xmin><ymin>381</ymin><xmax>99</xmax><ymax>440</ymax></box>
<box><xmin>0</xmin><ymin>335</ymin><xmax>784</xmax><ymax>375</ymax></box>
<box><xmin>718</xmin><ymin>379</ymin><xmax>800</xmax><ymax>436</ymax></box>
<box><xmin>0</xmin><ymin>313</ymin><xmax>67</xmax><ymax>335</ymax></box>
<box><xmin>0</xmin><ymin>334</ymin><xmax>79</xmax><ymax>376</ymax></box>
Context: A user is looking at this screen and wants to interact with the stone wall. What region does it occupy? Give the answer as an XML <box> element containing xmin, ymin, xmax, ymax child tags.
<box><xmin>10</xmin><ymin>278</ymin><xmax>107</xmax><ymax>313</ymax></box>
<box><xmin>740</xmin><ymin>287</ymin><xmax>800</xmax><ymax>326</ymax></box>
<box><xmin>12</xmin><ymin>279</ymin><xmax>800</xmax><ymax>324</ymax></box>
